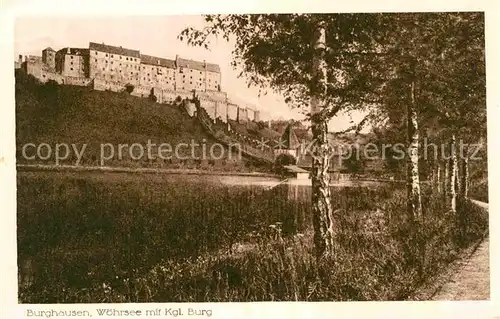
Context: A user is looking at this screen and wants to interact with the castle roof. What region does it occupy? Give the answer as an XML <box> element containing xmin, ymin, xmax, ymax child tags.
<box><xmin>140</xmin><ymin>54</ymin><xmax>176</xmax><ymax>69</ymax></box>
<box><xmin>57</xmin><ymin>47</ymin><xmax>89</xmax><ymax>55</ymax></box>
<box><xmin>89</xmin><ymin>42</ymin><xmax>140</xmax><ymax>58</ymax></box>
<box><xmin>278</xmin><ymin>123</ymin><xmax>301</xmax><ymax>149</ymax></box>
<box><xmin>43</xmin><ymin>47</ymin><xmax>55</xmax><ymax>52</ymax></box>
<box><xmin>176</xmin><ymin>56</ymin><xmax>220</xmax><ymax>73</ymax></box>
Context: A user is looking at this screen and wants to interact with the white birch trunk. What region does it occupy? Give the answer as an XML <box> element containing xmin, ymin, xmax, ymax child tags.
<box><xmin>449</xmin><ymin>135</ymin><xmax>457</xmax><ymax>214</ymax></box>
<box><xmin>444</xmin><ymin>159</ymin><xmax>449</xmax><ymax>198</ymax></box>
<box><xmin>436</xmin><ymin>162</ymin><xmax>441</xmax><ymax>193</ymax></box>
<box><xmin>310</xmin><ymin>20</ymin><xmax>335</xmax><ymax>259</ymax></box>
<box><xmin>407</xmin><ymin>78</ymin><xmax>422</xmax><ymax>220</ymax></box>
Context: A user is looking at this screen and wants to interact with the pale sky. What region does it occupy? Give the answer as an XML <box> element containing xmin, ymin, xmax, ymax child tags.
<box><xmin>14</xmin><ymin>15</ymin><xmax>364</xmax><ymax>130</ymax></box>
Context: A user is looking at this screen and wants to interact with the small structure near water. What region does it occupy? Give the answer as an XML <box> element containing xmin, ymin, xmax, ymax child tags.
<box><xmin>283</xmin><ymin>165</ymin><xmax>310</xmax><ymax>180</ymax></box>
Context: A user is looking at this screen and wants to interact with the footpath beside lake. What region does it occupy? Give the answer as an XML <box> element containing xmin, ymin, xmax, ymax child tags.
<box><xmin>432</xmin><ymin>200</ymin><xmax>490</xmax><ymax>300</ymax></box>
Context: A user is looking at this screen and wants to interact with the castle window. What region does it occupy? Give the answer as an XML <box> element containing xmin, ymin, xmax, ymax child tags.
<box><xmin>95</xmin><ymin>59</ymin><xmax>97</xmax><ymax>62</ymax></box>
<box><xmin>71</xmin><ymin>62</ymin><xmax>73</xmax><ymax>65</ymax></box>
<box><xmin>120</xmin><ymin>56</ymin><xmax>122</xmax><ymax>59</ymax></box>
<box><xmin>95</xmin><ymin>51</ymin><xmax>98</xmax><ymax>55</ymax></box>
<box><xmin>70</xmin><ymin>56</ymin><xmax>73</xmax><ymax>59</ymax></box>
<box><xmin>105</xmin><ymin>54</ymin><xmax>108</xmax><ymax>57</ymax></box>
<box><xmin>111</xmin><ymin>55</ymin><xmax>113</xmax><ymax>58</ymax></box>
<box><xmin>111</xmin><ymin>61</ymin><xmax>113</xmax><ymax>64</ymax></box>
<box><xmin>126</xmin><ymin>57</ymin><xmax>129</xmax><ymax>61</ymax></box>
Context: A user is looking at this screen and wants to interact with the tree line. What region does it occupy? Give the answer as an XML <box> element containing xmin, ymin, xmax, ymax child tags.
<box><xmin>179</xmin><ymin>13</ymin><xmax>486</xmax><ymax>258</ymax></box>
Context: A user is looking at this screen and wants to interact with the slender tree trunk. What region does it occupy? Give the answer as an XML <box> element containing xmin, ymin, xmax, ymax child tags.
<box><xmin>444</xmin><ymin>159</ymin><xmax>449</xmax><ymax>198</ymax></box>
<box><xmin>310</xmin><ymin>20</ymin><xmax>335</xmax><ymax>259</ymax></box>
<box><xmin>436</xmin><ymin>162</ymin><xmax>441</xmax><ymax>193</ymax></box>
<box><xmin>407</xmin><ymin>77</ymin><xmax>422</xmax><ymax>221</ymax></box>
<box><xmin>449</xmin><ymin>135</ymin><xmax>457</xmax><ymax>214</ymax></box>
<box><xmin>460</xmin><ymin>157</ymin><xmax>469</xmax><ymax>199</ymax></box>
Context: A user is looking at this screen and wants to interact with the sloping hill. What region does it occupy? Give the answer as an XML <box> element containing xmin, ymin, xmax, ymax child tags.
<box><xmin>15</xmin><ymin>72</ymin><xmax>256</xmax><ymax>171</ymax></box>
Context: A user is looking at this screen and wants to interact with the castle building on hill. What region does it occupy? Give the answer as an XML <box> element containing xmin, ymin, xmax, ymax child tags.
<box><xmin>21</xmin><ymin>41</ymin><xmax>222</xmax><ymax>94</ymax></box>
<box><xmin>18</xmin><ymin>41</ymin><xmax>260</xmax><ymax>123</ymax></box>
<box><xmin>56</xmin><ymin>47</ymin><xmax>89</xmax><ymax>78</ymax></box>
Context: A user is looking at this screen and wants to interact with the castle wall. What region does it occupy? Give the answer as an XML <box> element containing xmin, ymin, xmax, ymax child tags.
<box><xmin>227</xmin><ymin>103</ymin><xmax>238</xmax><ymax>121</ymax></box>
<box><xmin>41</xmin><ymin>70</ymin><xmax>64</xmax><ymax>84</ymax></box>
<box><xmin>254</xmin><ymin>110</ymin><xmax>261</xmax><ymax>122</ymax></box>
<box><xmin>61</xmin><ymin>54</ymin><xmax>88</xmax><ymax>78</ymax></box>
<box><xmin>206</xmin><ymin>71</ymin><xmax>221</xmax><ymax>91</ymax></box>
<box><xmin>93</xmin><ymin>78</ymin><xmax>125</xmax><ymax>92</ymax></box>
<box><xmin>64</xmin><ymin>76</ymin><xmax>92</xmax><ymax>86</ymax></box>
<box><xmin>247</xmin><ymin>108</ymin><xmax>255</xmax><ymax>122</ymax></box>
<box><xmin>42</xmin><ymin>49</ymin><xmax>56</xmax><ymax>70</ymax></box>
<box><xmin>139</xmin><ymin>63</ymin><xmax>176</xmax><ymax>91</ymax></box>
<box><xmin>25</xmin><ymin>57</ymin><xmax>43</xmax><ymax>80</ymax></box>
<box><xmin>159</xmin><ymin>90</ymin><xmax>192</xmax><ymax>104</ymax></box>
<box><xmin>238</xmin><ymin>107</ymin><xmax>248</xmax><ymax>123</ymax></box>
<box><xmin>215</xmin><ymin>101</ymin><xmax>228</xmax><ymax>123</ymax></box>
<box><xmin>200</xmin><ymin>99</ymin><xmax>217</xmax><ymax>121</ymax></box>
<box><xmin>130</xmin><ymin>85</ymin><xmax>152</xmax><ymax>98</ymax></box>
<box><xmin>89</xmin><ymin>49</ymin><xmax>141</xmax><ymax>86</ymax></box>
<box><xmin>197</xmin><ymin>90</ymin><xmax>227</xmax><ymax>102</ymax></box>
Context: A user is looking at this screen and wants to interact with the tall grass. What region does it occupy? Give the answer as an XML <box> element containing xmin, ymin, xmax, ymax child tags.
<box><xmin>17</xmin><ymin>172</ymin><xmax>488</xmax><ymax>302</ymax></box>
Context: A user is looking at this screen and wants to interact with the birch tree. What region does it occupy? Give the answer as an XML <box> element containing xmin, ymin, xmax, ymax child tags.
<box><xmin>179</xmin><ymin>14</ymin><xmax>385</xmax><ymax>258</ymax></box>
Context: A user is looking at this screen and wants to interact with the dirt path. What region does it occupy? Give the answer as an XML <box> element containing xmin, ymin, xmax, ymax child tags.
<box><xmin>432</xmin><ymin>200</ymin><xmax>489</xmax><ymax>300</ymax></box>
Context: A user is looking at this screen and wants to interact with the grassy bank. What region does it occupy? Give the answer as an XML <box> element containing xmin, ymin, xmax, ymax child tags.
<box><xmin>469</xmin><ymin>179</ymin><xmax>489</xmax><ymax>203</ymax></box>
<box><xmin>15</xmin><ymin>72</ymin><xmax>263</xmax><ymax>172</ymax></box>
<box><xmin>17</xmin><ymin>172</ymin><xmax>488</xmax><ymax>302</ymax></box>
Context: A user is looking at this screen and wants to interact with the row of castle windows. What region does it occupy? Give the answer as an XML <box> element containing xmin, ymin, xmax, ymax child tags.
<box><xmin>89</xmin><ymin>58</ymin><xmax>219</xmax><ymax>77</ymax></box>
<box><xmin>95</xmin><ymin>51</ymin><xmax>139</xmax><ymax>62</ymax></box>
<box><xmin>92</xmin><ymin>65</ymin><xmax>217</xmax><ymax>84</ymax></box>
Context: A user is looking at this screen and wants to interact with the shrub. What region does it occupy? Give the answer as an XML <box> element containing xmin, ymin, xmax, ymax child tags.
<box><xmin>274</xmin><ymin>153</ymin><xmax>297</xmax><ymax>174</ymax></box>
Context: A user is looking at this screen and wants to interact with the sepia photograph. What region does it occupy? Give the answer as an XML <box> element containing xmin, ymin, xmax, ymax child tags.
<box><xmin>12</xmin><ymin>11</ymin><xmax>490</xmax><ymax>306</ymax></box>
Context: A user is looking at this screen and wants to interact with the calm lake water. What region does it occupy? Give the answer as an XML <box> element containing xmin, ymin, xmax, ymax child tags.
<box><xmin>17</xmin><ymin>170</ymin><xmax>392</xmax><ymax>189</ymax></box>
